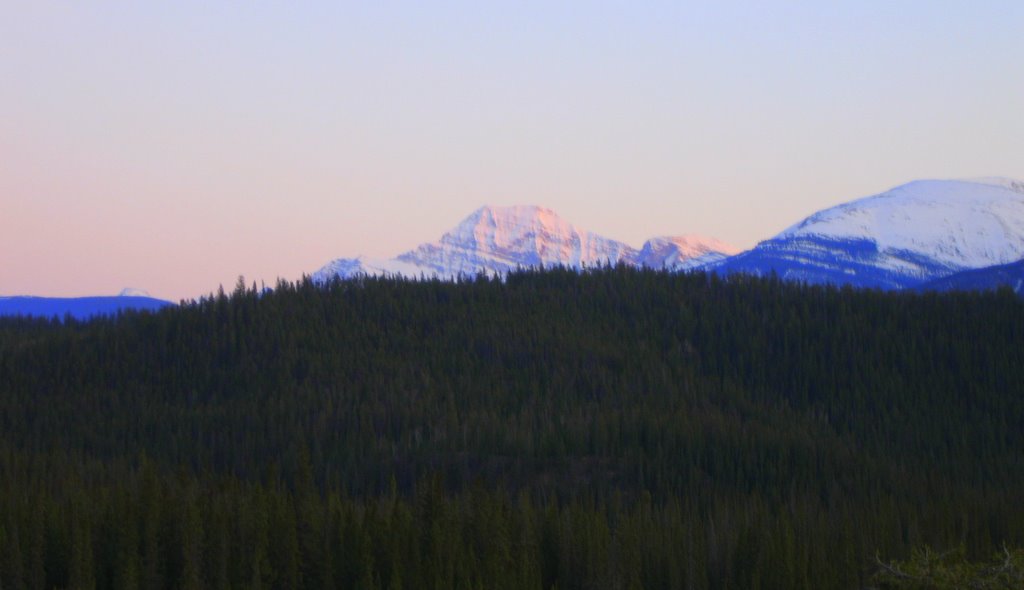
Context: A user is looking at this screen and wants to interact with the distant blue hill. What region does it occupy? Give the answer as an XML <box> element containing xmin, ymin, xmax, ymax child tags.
<box><xmin>916</xmin><ymin>259</ymin><xmax>1024</xmax><ymax>296</ymax></box>
<box><xmin>0</xmin><ymin>296</ymin><xmax>174</xmax><ymax>320</ymax></box>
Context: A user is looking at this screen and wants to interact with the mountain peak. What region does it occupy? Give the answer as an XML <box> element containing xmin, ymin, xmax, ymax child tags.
<box><xmin>640</xmin><ymin>235</ymin><xmax>740</xmax><ymax>257</ymax></box>
<box><xmin>313</xmin><ymin>204</ymin><xmax>735</xmax><ymax>281</ymax></box>
<box><xmin>118</xmin><ymin>288</ymin><xmax>151</xmax><ymax>297</ymax></box>
<box><xmin>637</xmin><ymin>235</ymin><xmax>740</xmax><ymax>270</ymax></box>
<box><xmin>451</xmin><ymin>205</ymin><xmax>577</xmax><ymax>246</ymax></box>
<box><xmin>403</xmin><ymin>204</ymin><xmax>634</xmax><ymax>274</ymax></box>
<box><xmin>472</xmin><ymin>204</ymin><xmax>558</xmax><ymax>219</ymax></box>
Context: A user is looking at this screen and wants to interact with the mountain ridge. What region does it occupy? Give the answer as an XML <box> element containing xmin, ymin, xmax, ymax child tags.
<box><xmin>710</xmin><ymin>178</ymin><xmax>1024</xmax><ymax>290</ymax></box>
<box><xmin>0</xmin><ymin>295</ymin><xmax>174</xmax><ymax>320</ymax></box>
<box><xmin>313</xmin><ymin>205</ymin><xmax>737</xmax><ymax>282</ymax></box>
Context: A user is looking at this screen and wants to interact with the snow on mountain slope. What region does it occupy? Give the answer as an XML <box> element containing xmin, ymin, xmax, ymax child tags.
<box><xmin>313</xmin><ymin>206</ymin><xmax>736</xmax><ymax>282</ymax></box>
<box><xmin>710</xmin><ymin>179</ymin><xmax>1024</xmax><ymax>289</ymax></box>
<box><xmin>777</xmin><ymin>180</ymin><xmax>1024</xmax><ymax>271</ymax></box>
<box><xmin>311</xmin><ymin>256</ymin><xmax>433</xmax><ymax>281</ymax></box>
<box><xmin>396</xmin><ymin>205</ymin><xmax>637</xmax><ymax>275</ymax></box>
<box><xmin>968</xmin><ymin>177</ymin><xmax>1024</xmax><ymax>195</ymax></box>
<box><xmin>637</xmin><ymin>236</ymin><xmax>740</xmax><ymax>270</ymax></box>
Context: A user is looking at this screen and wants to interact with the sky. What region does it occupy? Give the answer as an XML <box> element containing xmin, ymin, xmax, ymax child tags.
<box><xmin>2</xmin><ymin>1</ymin><xmax>1022</xmax><ymax>301</ymax></box>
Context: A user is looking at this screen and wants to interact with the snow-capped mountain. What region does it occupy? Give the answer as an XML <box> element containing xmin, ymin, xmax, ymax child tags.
<box><xmin>709</xmin><ymin>178</ymin><xmax>1024</xmax><ymax>289</ymax></box>
<box><xmin>313</xmin><ymin>179</ymin><xmax>1024</xmax><ymax>290</ymax></box>
<box><xmin>636</xmin><ymin>236</ymin><xmax>740</xmax><ymax>270</ymax></box>
<box><xmin>395</xmin><ymin>205</ymin><xmax>636</xmax><ymax>276</ymax></box>
<box><xmin>313</xmin><ymin>205</ymin><xmax>736</xmax><ymax>281</ymax></box>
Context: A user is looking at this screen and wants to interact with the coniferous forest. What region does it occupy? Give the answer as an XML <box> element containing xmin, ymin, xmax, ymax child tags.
<box><xmin>1</xmin><ymin>267</ymin><xmax>1023</xmax><ymax>589</ymax></box>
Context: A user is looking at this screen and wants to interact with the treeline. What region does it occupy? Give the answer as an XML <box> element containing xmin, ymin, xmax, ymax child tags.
<box><xmin>0</xmin><ymin>267</ymin><xmax>1022</xmax><ymax>589</ymax></box>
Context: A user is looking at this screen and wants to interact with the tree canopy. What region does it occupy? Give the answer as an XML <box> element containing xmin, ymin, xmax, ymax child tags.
<box><xmin>1</xmin><ymin>267</ymin><xmax>1022</xmax><ymax>589</ymax></box>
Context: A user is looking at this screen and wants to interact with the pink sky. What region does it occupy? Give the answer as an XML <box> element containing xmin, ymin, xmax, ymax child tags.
<box><xmin>3</xmin><ymin>3</ymin><xmax>1022</xmax><ymax>301</ymax></box>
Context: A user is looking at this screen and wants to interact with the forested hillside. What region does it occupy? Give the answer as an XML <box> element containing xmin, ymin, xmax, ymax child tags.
<box><xmin>1</xmin><ymin>267</ymin><xmax>1022</xmax><ymax>589</ymax></box>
